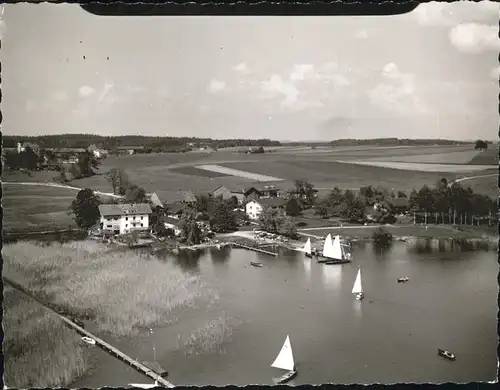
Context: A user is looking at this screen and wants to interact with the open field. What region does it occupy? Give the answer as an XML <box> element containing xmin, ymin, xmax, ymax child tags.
<box><xmin>333</xmin><ymin>160</ymin><xmax>496</xmax><ymax>173</ymax></box>
<box><xmin>170</xmin><ymin>165</ymin><xmax>230</xmax><ymax>178</ymax></box>
<box><xmin>2</xmin><ymin>184</ymin><xmax>77</xmax><ymax>232</ymax></box>
<box><xmin>360</xmin><ymin>150</ymin><xmax>482</xmax><ymax>164</ymax></box>
<box><xmin>196</xmin><ymin>164</ymin><xmax>285</xmax><ymax>182</ymax></box>
<box><xmin>468</xmin><ymin>148</ymin><xmax>498</xmax><ymax>165</ymax></box>
<box><xmin>3</xmin><ymin>285</ymin><xmax>90</xmax><ymax>388</ymax></box>
<box><xmin>3</xmin><ymin>240</ymin><xmax>220</xmax><ymax>336</ymax></box>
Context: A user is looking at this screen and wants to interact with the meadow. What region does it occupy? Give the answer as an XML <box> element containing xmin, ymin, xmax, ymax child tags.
<box><xmin>3</xmin><ymin>240</ymin><xmax>220</xmax><ymax>336</ymax></box>
<box><xmin>3</xmin><ymin>285</ymin><xmax>90</xmax><ymax>388</ymax></box>
<box><xmin>2</xmin><ymin>184</ymin><xmax>78</xmax><ymax>232</ymax></box>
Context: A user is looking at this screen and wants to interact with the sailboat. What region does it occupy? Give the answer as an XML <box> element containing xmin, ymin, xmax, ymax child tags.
<box><xmin>320</xmin><ymin>234</ymin><xmax>351</xmax><ymax>264</ymax></box>
<box><xmin>271</xmin><ymin>335</ymin><xmax>297</xmax><ymax>384</ymax></box>
<box><xmin>303</xmin><ymin>237</ymin><xmax>313</xmax><ymax>258</ymax></box>
<box><xmin>352</xmin><ymin>267</ymin><xmax>364</xmax><ymax>301</ymax></box>
<box><xmin>128</xmin><ymin>381</ymin><xmax>159</xmax><ymax>389</ymax></box>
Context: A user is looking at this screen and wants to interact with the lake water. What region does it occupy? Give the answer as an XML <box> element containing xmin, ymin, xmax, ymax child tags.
<box><xmin>71</xmin><ymin>241</ymin><xmax>498</xmax><ymax>387</ymax></box>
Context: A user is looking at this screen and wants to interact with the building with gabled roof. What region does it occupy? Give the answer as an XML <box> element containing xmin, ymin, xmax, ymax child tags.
<box><xmin>98</xmin><ymin>203</ymin><xmax>152</xmax><ymax>235</ymax></box>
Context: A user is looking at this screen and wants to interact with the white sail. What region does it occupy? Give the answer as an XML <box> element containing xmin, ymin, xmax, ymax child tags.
<box><xmin>352</xmin><ymin>268</ymin><xmax>363</xmax><ymax>294</ymax></box>
<box><xmin>323</xmin><ymin>235</ymin><xmax>343</xmax><ymax>260</ymax></box>
<box><xmin>271</xmin><ymin>335</ymin><xmax>295</xmax><ymax>371</ymax></box>
<box><xmin>303</xmin><ymin>238</ymin><xmax>312</xmax><ymax>255</ymax></box>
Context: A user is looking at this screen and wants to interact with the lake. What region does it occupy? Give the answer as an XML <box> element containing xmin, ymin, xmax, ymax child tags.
<box><xmin>71</xmin><ymin>241</ymin><xmax>497</xmax><ymax>387</ymax></box>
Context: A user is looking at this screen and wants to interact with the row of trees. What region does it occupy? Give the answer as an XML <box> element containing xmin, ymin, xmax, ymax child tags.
<box><xmin>3</xmin><ymin>134</ymin><xmax>281</xmax><ymax>150</ymax></box>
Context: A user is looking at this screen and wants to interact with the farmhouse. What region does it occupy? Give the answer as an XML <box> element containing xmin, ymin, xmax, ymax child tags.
<box><xmin>163</xmin><ymin>216</ymin><xmax>182</xmax><ymax>236</ymax></box>
<box><xmin>98</xmin><ymin>203</ymin><xmax>152</xmax><ymax>235</ymax></box>
<box><xmin>245</xmin><ymin>198</ymin><xmax>287</xmax><ymax>220</ymax></box>
<box><xmin>18</xmin><ymin>142</ymin><xmax>40</xmax><ymax>154</ymax></box>
<box><xmin>391</xmin><ymin>197</ymin><xmax>410</xmax><ymax>214</ymax></box>
<box><xmin>87</xmin><ymin>144</ymin><xmax>107</xmax><ymax>159</ymax></box>
<box><xmin>243</xmin><ymin>185</ymin><xmax>281</xmax><ymax>201</ymax></box>
<box><xmin>210</xmin><ymin>186</ymin><xmax>244</xmax><ymax>204</ymax></box>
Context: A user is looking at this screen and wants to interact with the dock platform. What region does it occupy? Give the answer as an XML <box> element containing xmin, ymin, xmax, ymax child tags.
<box><xmin>230</xmin><ymin>242</ymin><xmax>278</xmax><ymax>257</ymax></box>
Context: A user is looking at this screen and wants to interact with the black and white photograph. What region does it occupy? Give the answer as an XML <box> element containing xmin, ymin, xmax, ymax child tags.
<box><xmin>1</xmin><ymin>1</ymin><xmax>498</xmax><ymax>388</ymax></box>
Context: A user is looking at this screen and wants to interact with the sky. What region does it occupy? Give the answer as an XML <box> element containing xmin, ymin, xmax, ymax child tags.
<box><xmin>1</xmin><ymin>1</ymin><xmax>499</xmax><ymax>141</ymax></box>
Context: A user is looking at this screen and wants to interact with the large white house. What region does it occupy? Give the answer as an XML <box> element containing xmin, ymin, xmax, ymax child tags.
<box><xmin>245</xmin><ymin>198</ymin><xmax>287</xmax><ymax>220</ymax></box>
<box><xmin>98</xmin><ymin>203</ymin><xmax>152</xmax><ymax>235</ymax></box>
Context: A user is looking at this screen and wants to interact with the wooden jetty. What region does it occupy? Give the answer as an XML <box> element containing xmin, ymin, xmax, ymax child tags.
<box><xmin>4</xmin><ymin>278</ymin><xmax>175</xmax><ymax>388</ymax></box>
<box><xmin>230</xmin><ymin>241</ymin><xmax>278</xmax><ymax>257</ymax></box>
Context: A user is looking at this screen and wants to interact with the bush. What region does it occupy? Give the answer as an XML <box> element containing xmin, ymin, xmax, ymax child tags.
<box><xmin>372</xmin><ymin>227</ymin><xmax>393</xmax><ymax>247</ymax></box>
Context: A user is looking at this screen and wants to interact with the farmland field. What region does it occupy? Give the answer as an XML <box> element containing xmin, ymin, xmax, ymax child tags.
<box><xmin>2</xmin><ymin>184</ymin><xmax>78</xmax><ymax>232</ymax></box>
<box><xmin>196</xmin><ymin>164</ymin><xmax>284</xmax><ymax>182</ymax></box>
<box><xmin>170</xmin><ymin>166</ymin><xmax>230</xmax><ymax>178</ymax></box>
<box><xmin>332</xmin><ymin>160</ymin><xmax>496</xmax><ymax>173</ymax></box>
<box><xmin>360</xmin><ymin>150</ymin><xmax>482</xmax><ymax>164</ymax></box>
<box><xmin>468</xmin><ymin>148</ymin><xmax>498</xmax><ymax>165</ymax></box>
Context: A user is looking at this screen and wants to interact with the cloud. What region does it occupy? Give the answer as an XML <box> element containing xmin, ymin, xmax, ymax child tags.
<box><xmin>53</xmin><ymin>91</ymin><xmax>68</xmax><ymax>101</ymax></box>
<box><xmin>290</xmin><ymin>64</ymin><xmax>315</xmax><ymax>81</ymax></box>
<box><xmin>413</xmin><ymin>1</ymin><xmax>498</xmax><ymax>27</ymax></box>
<box><xmin>232</xmin><ymin>63</ymin><xmax>249</xmax><ymax>75</ymax></box>
<box><xmin>78</xmin><ymin>85</ymin><xmax>94</xmax><ymax>97</ymax></box>
<box><xmin>260</xmin><ymin>74</ymin><xmax>299</xmax><ymax>107</ymax></box>
<box><xmin>489</xmin><ymin>66</ymin><xmax>500</xmax><ymax>81</ymax></box>
<box><xmin>449</xmin><ymin>23</ymin><xmax>500</xmax><ymax>53</ymax></box>
<box><xmin>207</xmin><ymin>79</ymin><xmax>226</xmax><ymax>94</ymax></box>
<box><xmin>368</xmin><ymin>63</ymin><xmax>427</xmax><ymax>115</ymax></box>
<box><xmin>98</xmin><ymin>82</ymin><xmax>116</xmax><ymax>103</ymax></box>
<box><xmin>356</xmin><ymin>30</ymin><xmax>369</xmax><ymax>39</ymax></box>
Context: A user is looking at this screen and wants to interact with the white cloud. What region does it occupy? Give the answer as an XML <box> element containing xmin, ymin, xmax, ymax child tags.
<box><xmin>78</xmin><ymin>85</ymin><xmax>94</xmax><ymax>97</ymax></box>
<box><xmin>53</xmin><ymin>91</ymin><xmax>68</xmax><ymax>101</ymax></box>
<box><xmin>207</xmin><ymin>79</ymin><xmax>226</xmax><ymax>94</ymax></box>
<box><xmin>449</xmin><ymin>23</ymin><xmax>500</xmax><ymax>53</ymax></box>
<box><xmin>98</xmin><ymin>82</ymin><xmax>115</xmax><ymax>103</ymax></box>
<box><xmin>232</xmin><ymin>63</ymin><xmax>249</xmax><ymax>75</ymax></box>
<box><xmin>368</xmin><ymin>63</ymin><xmax>427</xmax><ymax>115</ymax></box>
<box><xmin>413</xmin><ymin>1</ymin><xmax>498</xmax><ymax>27</ymax></box>
<box><xmin>260</xmin><ymin>74</ymin><xmax>299</xmax><ymax>107</ymax></box>
<box><xmin>290</xmin><ymin>64</ymin><xmax>315</xmax><ymax>81</ymax></box>
<box><xmin>356</xmin><ymin>30</ymin><xmax>369</xmax><ymax>39</ymax></box>
<box><xmin>489</xmin><ymin>66</ymin><xmax>500</xmax><ymax>81</ymax></box>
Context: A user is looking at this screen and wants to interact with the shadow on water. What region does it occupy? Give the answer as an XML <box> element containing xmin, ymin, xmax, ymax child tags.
<box><xmin>209</xmin><ymin>246</ymin><xmax>231</xmax><ymax>264</ymax></box>
<box><xmin>408</xmin><ymin>238</ymin><xmax>496</xmax><ymax>254</ymax></box>
<box><xmin>175</xmin><ymin>249</ymin><xmax>203</xmax><ymax>272</ymax></box>
<box><xmin>372</xmin><ymin>242</ymin><xmax>393</xmax><ymax>257</ymax></box>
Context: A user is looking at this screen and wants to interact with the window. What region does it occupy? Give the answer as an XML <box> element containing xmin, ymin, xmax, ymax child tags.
<box><xmin>107</xmin><ymin>225</ymin><xmax>112</xmax><ymax>228</ymax></box>
<box><xmin>126</xmin><ymin>224</ymin><xmax>128</xmax><ymax>227</ymax></box>
<box><xmin>125</xmin><ymin>217</ymin><xmax>128</xmax><ymax>221</ymax></box>
<box><xmin>141</xmin><ymin>223</ymin><xmax>143</xmax><ymax>227</ymax></box>
<box><xmin>133</xmin><ymin>216</ymin><xmax>136</xmax><ymax>220</ymax></box>
<box><xmin>141</xmin><ymin>216</ymin><xmax>144</xmax><ymax>220</ymax></box>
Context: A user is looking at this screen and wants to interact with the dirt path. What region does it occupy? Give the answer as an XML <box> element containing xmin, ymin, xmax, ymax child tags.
<box><xmin>449</xmin><ymin>173</ymin><xmax>497</xmax><ymax>186</ymax></box>
<box><xmin>2</xmin><ymin>181</ymin><xmax>123</xmax><ymax>198</ymax></box>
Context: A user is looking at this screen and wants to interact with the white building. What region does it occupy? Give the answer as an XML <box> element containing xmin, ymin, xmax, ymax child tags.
<box><xmin>245</xmin><ymin>198</ymin><xmax>287</xmax><ymax>220</ymax></box>
<box><xmin>98</xmin><ymin>203</ymin><xmax>152</xmax><ymax>235</ymax></box>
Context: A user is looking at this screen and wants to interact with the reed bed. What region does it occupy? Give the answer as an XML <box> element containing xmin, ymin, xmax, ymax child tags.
<box><xmin>183</xmin><ymin>312</ymin><xmax>242</xmax><ymax>356</ymax></box>
<box><xmin>3</xmin><ymin>240</ymin><xmax>220</xmax><ymax>336</ymax></box>
<box><xmin>3</xmin><ymin>287</ymin><xmax>90</xmax><ymax>388</ymax></box>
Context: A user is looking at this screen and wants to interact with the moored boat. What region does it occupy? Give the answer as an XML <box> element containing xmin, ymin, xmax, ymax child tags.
<box><xmin>303</xmin><ymin>238</ymin><xmax>313</xmax><ymax>258</ymax></box>
<box><xmin>352</xmin><ymin>267</ymin><xmax>364</xmax><ymax>301</ymax></box>
<box><xmin>438</xmin><ymin>348</ymin><xmax>456</xmax><ymax>361</ymax></box>
<box><xmin>319</xmin><ymin>234</ymin><xmax>351</xmax><ymax>264</ymax></box>
<box><xmin>128</xmin><ymin>381</ymin><xmax>159</xmax><ymax>389</ymax></box>
<box><xmin>250</xmin><ymin>261</ymin><xmax>263</xmax><ymax>267</ymax></box>
<box><xmin>81</xmin><ymin>336</ymin><xmax>96</xmax><ymax>345</ymax></box>
<box><xmin>271</xmin><ymin>335</ymin><xmax>297</xmax><ymax>384</ymax></box>
<box><xmin>397</xmin><ymin>277</ymin><xmax>410</xmax><ymax>283</ymax></box>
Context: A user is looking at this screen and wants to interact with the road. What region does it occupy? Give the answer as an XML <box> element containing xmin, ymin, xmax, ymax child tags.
<box><xmin>448</xmin><ymin>173</ymin><xmax>497</xmax><ymax>186</ymax></box>
<box><xmin>2</xmin><ymin>181</ymin><xmax>123</xmax><ymax>198</ymax></box>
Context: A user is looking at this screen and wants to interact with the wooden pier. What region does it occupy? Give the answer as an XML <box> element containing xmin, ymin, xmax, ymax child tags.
<box><xmin>4</xmin><ymin>278</ymin><xmax>175</xmax><ymax>388</ymax></box>
<box><xmin>230</xmin><ymin>242</ymin><xmax>278</xmax><ymax>257</ymax></box>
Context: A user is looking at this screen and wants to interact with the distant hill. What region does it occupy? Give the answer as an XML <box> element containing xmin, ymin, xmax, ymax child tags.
<box><xmin>280</xmin><ymin>138</ymin><xmax>472</xmax><ymax>147</ymax></box>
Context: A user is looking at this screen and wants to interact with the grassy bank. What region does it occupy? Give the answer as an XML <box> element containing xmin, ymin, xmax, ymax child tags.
<box><xmin>298</xmin><ymin>224</ymin><xmax>496</xmax><ymax>240</ymax></box>
<box><xmin>3</xmin><ymin>240</ymin><xmax>220</xmax><ymax>336</ymax></box>
<box><xmin>3</xmin><ymin>286</ymin><xmax>90</xmax><ymax>388</ymax></box>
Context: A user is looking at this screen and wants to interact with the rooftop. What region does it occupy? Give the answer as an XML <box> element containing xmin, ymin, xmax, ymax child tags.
<box><xmin>256</xmin><ymin>197</ymin><xmax>287</xmax><ymax>208</ymax></box>
<box><xmin>98</xmin><ymin>203</ymin><xmax>152</xmax><ymax>216</ymax></box>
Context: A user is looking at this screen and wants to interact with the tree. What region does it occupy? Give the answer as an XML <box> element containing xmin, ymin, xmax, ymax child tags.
<box><xmin>77</xmin><ymin>151</ymin><xmax>100</xmax><ymax>177</ymax></box>
<box><xmin>195</xmin><ymin>194</ymin><xmax>211</xmax><ymax>213</ymax></box>
<box><xmin>71</xmin><ymin>188</ymin><xmax>101</xmax><ymax>229</ymax></box>
<box><xmin>397</xmin><ymin>190</ymin><xmax>407</xmax><ymax>198</ymax></box>
<box><xmin>339</xmin><ymin>197</ymin><xmax>365</xmax><ymax>223</ymax></box>
<box><xmin>294</xmin><ymin>179</ymin><xmax>315</xmax><ymax>203</ymax></box>
<box><xmin>281</xmin><ymin>216</ymin><xmax>298</xmax><ymax>239</ymax></box>
<box><xmin>106</xmin><ymin>168</ymin><xmax>129</xmax><ymax>195</ymax></box>
<box><xmin>474</xmin><ymin>140</ymin><xmax>488</xmax><ymax>150</ymax></box>
<box><xmin>209</xmin><ymin>198</ymin><xmax>237</xmax><ymax>232</ymax></box>
<box><xmin>178</xmin><ymin>207</ymin><xmax>202</xmax><ymax>245</ymax></box>
<box><xmin>285</xmin><ymin>197</ymin><xmax>302</xmax><ymax>217</ymax></box>
<box><xmin>150</xmin><ymin>206</ymin><xmax>170</xmax><ymax>237</ymax></box>
<box><xmin>124</xmin><ymin>184</ymin><xmax>148</xmax><ymax>203</ymax></box>
<box><xmin>259</xmin><ymin>206</ymin><xmax>282</xmax><ymax>233</ymax></box>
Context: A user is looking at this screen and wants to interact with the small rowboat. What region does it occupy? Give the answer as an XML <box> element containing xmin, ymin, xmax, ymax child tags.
<box><xmin>438</xmin><ymin>348</ymin><xmax>456</xmax><ymax>361</ymax></box>
<box><xmin>250</xmin><ymin>261</ymin><xmax>263</xmax><ymax>267</ymax></box>
<box><xmin>81</xmin><ymin>336</ymin><xmax>96</xmax><ymax>345</ymax></box>
<box><xmin>276</xmin><ymin>368</ymin><xmax>298</xmax><ymax>384</ymax></box>
<box><xmin>398</xmin><ymin>277</ymin><xmax>410</xmax><ymax>283</ymax></box>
